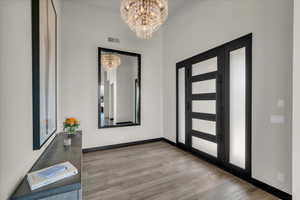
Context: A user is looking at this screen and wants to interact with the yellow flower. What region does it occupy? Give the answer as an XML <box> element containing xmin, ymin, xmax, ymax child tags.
<box><xmin>65</xmin><ymin>117</ymin><xmax>79</xmax><ymax>126</ymax></box>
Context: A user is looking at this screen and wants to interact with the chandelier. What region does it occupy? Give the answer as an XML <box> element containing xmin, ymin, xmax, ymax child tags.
<box><xmin>101</xmin><ymin>54</ymin><xmax>121</xmax><ymax>71</ymax></box>
<box><xmin>120</xmin><ymin>0</ymin><xmax>168</xmax><ymax>39</ymax></box>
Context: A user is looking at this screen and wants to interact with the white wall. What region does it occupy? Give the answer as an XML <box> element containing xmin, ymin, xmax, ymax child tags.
<box><xmin>61</xmin><ymin>0</ymin><xmax>164</xmax><ymax>149</ymax></box>
<box><xmin>293</xmin><ymin>0</ymin><xmax>300</xmax><ymax>198</ymax></box>
<box><xmin>162</xmin><ymin>0</ymin><xmax>293</xmax><ymax>194</ymax></box>
<box><xmin>0</xmin><ymin>0</ymin><xmax>62</xmax><ymax>199</ymax></box>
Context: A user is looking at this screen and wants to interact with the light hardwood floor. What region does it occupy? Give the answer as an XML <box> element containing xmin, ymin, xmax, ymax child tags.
<box><xmin>83</xmin><ymin>141</ymin><xmax>279</xmax><ymax>200</ymax></box>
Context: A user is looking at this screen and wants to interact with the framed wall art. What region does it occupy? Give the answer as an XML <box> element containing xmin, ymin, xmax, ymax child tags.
<box><xmin>32</xmin><ymin>0</ymin><xmax>57</xmax><ymax>150</ymax></box>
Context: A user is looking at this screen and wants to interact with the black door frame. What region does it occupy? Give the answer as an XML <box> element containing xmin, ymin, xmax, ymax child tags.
<box><xmin>176</xmin><ymin>33</ymin><xmax>252</xmax><ymax>178</ymax></box>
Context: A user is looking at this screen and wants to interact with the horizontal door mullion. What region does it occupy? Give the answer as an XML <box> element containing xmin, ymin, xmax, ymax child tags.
<box><xmin>191</xmin><ymin>112</ymin><xmax>216</xmax><ymax>121</ymax></box>
<box><xmin>192</xmin><ymin>71</ymin><xmax>217</xmax><ymax>82</ymax></box>
<box><xmin>191</xmin><ymin>130</ymin><xmax>217</xmax><ymax>143</ymax></box>
<box><xmin>192</xmin><ymin>93</ymin><xmax>216</xmax><ymax>100</ymax></box>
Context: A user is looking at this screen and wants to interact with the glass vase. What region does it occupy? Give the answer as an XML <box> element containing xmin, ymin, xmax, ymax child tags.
<box><xmin>64</xmin><ymin>133</ymin><xmax>72</xmax><ymax>146</ymax></box>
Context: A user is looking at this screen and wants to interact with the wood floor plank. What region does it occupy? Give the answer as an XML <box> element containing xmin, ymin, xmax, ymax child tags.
<box><xmin>83</xmin><ymin>142</ymin><xmax>279</xmax><ymax>200</ymax></box>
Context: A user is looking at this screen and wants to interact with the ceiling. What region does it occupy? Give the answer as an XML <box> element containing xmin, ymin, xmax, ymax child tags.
<box><xmin>65</xmin><ymin>0</ymin><xmax>187</xmax><ymax>17</ymax></box>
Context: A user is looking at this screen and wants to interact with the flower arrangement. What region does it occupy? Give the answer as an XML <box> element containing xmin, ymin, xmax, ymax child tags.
<box><xmin>63</xmin><ymin>117</ymin><xmax>80</xmax><ymax>135</ymax></box>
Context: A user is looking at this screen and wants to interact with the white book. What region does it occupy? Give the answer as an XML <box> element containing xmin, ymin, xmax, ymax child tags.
<box><xmin>27</xmin><ymin>161</ymin><xmax>78</xmax><ymax>190</ymax></box>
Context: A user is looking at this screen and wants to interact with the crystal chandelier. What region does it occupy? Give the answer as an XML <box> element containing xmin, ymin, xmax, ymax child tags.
<box><xmin>101</xmin><ymin>54</ymin><xmax>121</xmax><ymax>71</ymax></box>
<box><xmin>120</xmin><ymin>0</ymin><xmax>168</xmax><ymax>39</ymax></box>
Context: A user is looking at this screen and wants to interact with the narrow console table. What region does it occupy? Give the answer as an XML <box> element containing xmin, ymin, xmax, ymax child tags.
<box><xmin>10</xmin><ymin>133</ymin><xmax>82</xmax><ymax>200</ymax></box>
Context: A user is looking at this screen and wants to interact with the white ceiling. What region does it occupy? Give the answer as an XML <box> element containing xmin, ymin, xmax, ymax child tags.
<box><xmin>65</xmin><ymin>0</ymin><xmax>187</xmax><ymax>17</ymax></box>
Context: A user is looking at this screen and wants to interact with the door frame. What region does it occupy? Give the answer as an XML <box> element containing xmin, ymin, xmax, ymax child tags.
<box><xmin>176</xmin><ymin>33</ymin><xmax>252</xmax><ymax>178</ymax></box>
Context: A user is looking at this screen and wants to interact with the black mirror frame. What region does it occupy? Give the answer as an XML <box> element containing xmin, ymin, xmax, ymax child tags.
<box><xmin>98</xmin><ymin>47</ymin><xmax>141</xmax><ymax>129</ymax></box>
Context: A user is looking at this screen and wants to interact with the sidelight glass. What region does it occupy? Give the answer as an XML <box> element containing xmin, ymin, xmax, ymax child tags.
<box><xmin>178</xmin><ymin>68</ymin><xmax>186</xmax><ymax>144</ymax></box>
<box><xmin>229</xmin><ymin>47</ymin><xmax>246</xmax><ymax>169</ymax></box>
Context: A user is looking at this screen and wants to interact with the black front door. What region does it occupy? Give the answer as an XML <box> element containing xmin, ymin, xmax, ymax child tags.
<box><xmin>176</xmin><ymin>34</ymin><xmax>252</xmax><ymax>177</ymax></box>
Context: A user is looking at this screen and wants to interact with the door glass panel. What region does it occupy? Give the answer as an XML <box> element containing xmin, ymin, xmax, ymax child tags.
<box><xmin>192</xmin><ymin>136</ymin><xmax>217</xmax><ymax>157</ymax></box>
<box><xmin>229</xmin><ymin>47</ymin><xmax>246</xmax><ymax>169</ymax></box>
<box><xmin>192</xmin><ymin>79</ymin><xmax>216</xmax><ymax>94</ymax></box>
<box><xmin>192</xmin><ymin>119</ymin><xmax>216</xmax><ymax>135</ymax></box>
<box><xmin>192</xmin><ymin>100</ymin><xmax>216</xmax><ymax>114</ymax></box>
<box><xmin>178</xmin><ymin>68</ymin><xmax>186</xmax><ymax>144</ymax></box>
<box><xmin>192</xmin><ymin>57</ymin><xmax>217</xmax><ymax>76</ymax></box>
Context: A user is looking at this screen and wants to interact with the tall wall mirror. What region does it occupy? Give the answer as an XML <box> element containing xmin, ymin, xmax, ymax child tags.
<box><xmin>98</xmin><ymin>48</ymin><xmax>141</xmax><ymax>129</ymax></box>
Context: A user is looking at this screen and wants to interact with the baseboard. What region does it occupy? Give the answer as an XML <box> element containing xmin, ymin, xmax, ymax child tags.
<box><xmin>82</xmin><ymin>138</ymin><xmax>163</xmax><ymax>153</ymax></box>
<box><xmin>162</xmin><ymin>138</ymin><xmax>177</xmax><ymax>146</ymax></box>
<box><xmin>249</xmin><ymin>178</ymin><xmax>292</xmax><ymax>200</ymax></box>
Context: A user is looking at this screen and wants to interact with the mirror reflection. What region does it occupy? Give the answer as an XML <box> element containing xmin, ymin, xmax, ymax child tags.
<box><xmin>98</xmin><ymin>48</ymin><xmax>141</xmax><ymax>128</ymax></box>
